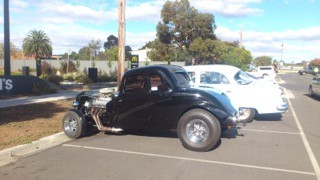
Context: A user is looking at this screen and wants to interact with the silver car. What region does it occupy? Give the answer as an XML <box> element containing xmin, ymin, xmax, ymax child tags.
<box><xmin>309</xmin><ymin>76</ymin><xmax>320</xmax><ymax>97</ymax></box>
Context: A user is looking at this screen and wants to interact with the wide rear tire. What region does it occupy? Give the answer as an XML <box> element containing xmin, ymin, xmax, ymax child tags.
<box><xmin>177</xmin><ymin>109</ymin><xmax>221</xmax><ymax>152</ymax></box>
<box><xmin>62</xmin><ymin>109</ymin><xmax>87</xmax><ymax>139</ymax></box>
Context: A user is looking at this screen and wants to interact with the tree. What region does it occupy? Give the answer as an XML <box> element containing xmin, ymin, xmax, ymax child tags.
<box><xmin>88</xmin><ymin>39</ymin><xmax>101</xmax><ymax>59</ymax></box>
<box><xmin>104</xmin><ymin>35</ymin><xmax>118</xmax><ymax>50</ymax></box>
<box><xmin>253</xmin><ymin>56</ymin><xmax>272</xmax><ymax>66</ymax></box>
<box><xmin>146</xmin><ymin>39</ymin><xmax>175</xmax><ymax>63</ymax></box>
<box><xmin>310</xmin><ymin>58</ymin><xmax>320</xmax><ymax>67</ymax></box>
<box><xmin>22</xmin><ymin>29</ymin><xmax>52</xmax><ymax>77</ymax></box>
<box><xmin>221</xmin><ymin>46</ymin><xmax>252</xmax><ymax>70</ymax></box>
<box><xmin>189</xmin><ymin>37</ymin><xmax>215</xmax><ymax>64</ymax></box>
<box><xmin>152</xmin><ymin>0</ymin><xmax>217</xmax><ymax>64</ymax></box>
<box><xmin>157</xmin><ymin>0</ymin><xmax>216</xmax><ymax>49</ymax></box>
<box><xmin>62</xmin><ymin>51</ymin><xmax>79</xmax><ymax>60</ymax></box>
<box><xmin>78</xmin><ymin>47</ymin><xmax>90</xmax><ymax>60</ymax></box>
<box><xmin>104</xmin><ymin>46</ymin><xmax>118</xmax><ymax>61</ymax></box>
<box><xmin>1</xmin><ymin>42</ymin><xmax>25</xmax><ymax>59</ymax></box>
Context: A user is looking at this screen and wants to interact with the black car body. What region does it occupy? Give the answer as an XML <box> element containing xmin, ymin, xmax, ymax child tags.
<box><xmin>63</xmin><ymin>65</ymin><xmax>239</xmax><ymax>151</ymax></box>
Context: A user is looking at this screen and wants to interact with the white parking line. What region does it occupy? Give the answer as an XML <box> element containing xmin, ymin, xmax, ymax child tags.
<box><xmin>287</xmin><ymin>97</ymin><xmax>320</xmax><ymax>179</ymax></box>
<box><xmin>63</xmin><ymin>144</ymin><xmax>315</xmax><ymax>177</ymax></box>
<box><xmin>240</xmin><ymin>128</ymin><xmax>300</xmax><ymax>135</ymax></box>
<box><xmin>284</xmin><ymin>89</ymin><xmax>295</xmax><ymax>99</ymax></box>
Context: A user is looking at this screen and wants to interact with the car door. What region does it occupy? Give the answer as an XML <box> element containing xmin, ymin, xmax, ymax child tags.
<box><xmin>116</xmin><ymin>73</ymin><xmax>151</xmax><ymax>129</ymax></box>
<box><xmin>148</xmin><ymin>71</ymin><xmax>174</xmax><ymax>129</ymax></box>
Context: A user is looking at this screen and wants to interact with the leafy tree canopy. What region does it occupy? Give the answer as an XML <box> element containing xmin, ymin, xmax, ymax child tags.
<box><xmin>253</xmin><ymin>56</ymin><xmax>272</xmax><ymax>66</ymax></box>
<box><xmin>310</xmin><ymin>58</ymin><xmax>320</xmax><ymax>67</ymax></box>
<box><xmin>0</xmin><ymin>42</ymin><xmax>22</xmax><ymax>59</ymax></box>
<box><xmin>157</xmin><ymin>0</ymin><xmax>216</xmax><ymax>49</ymax></box>
<box><xmin>104</xmin><ymin>35</ymin><xmax>118</xmax><ymax>50</ymax></box>
<box><xmin>78</xmin><ymin>47</ymin><xmax>90</xmax><ymax>60</ymax></box>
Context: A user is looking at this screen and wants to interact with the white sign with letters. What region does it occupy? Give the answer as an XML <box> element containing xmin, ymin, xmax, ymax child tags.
<box><xmin>0</xmin><ymin>78</ymin><xmax>13</xmax><ymax>90</ymax></box>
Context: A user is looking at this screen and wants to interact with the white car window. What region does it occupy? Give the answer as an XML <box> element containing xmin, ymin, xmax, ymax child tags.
<box><xmin>187</xmin><ymin>72</ymin><xmax>196</xmax><ymax>83</ymax></box>
<box><xmin>200</xmin><ymin>71</ymin><xmax>229</xmax><ymax>84</ymax></box>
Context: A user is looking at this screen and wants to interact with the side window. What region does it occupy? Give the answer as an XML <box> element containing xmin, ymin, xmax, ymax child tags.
<box><xmin>220</xmin><ymin>74</ymin><xmax>230</xmax><ymax>84</ymax></box>
<box><xmin>187</xmin><ymin>72</ymin><xmax>196</xmax><ymax>83</ymax></box>
<box><xmin>123</xmin><ymin>75</ymin><xmax>146</xmax><ymax>93</ymax></box>
<box><xmin>149</xmin><ymin>73</ymin><xmax>168</xmax><ymax>92</ymax></box>
<box><xmin>200</xmin><ymin>72</ymin><xmax>229</xmax><ymax>84</ymax></box>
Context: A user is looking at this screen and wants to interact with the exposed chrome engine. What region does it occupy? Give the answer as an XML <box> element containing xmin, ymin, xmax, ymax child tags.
<box><xmin>73</xmin><ymin>88</ymin><xmax>123</xmax><ymax>133</ymax></box>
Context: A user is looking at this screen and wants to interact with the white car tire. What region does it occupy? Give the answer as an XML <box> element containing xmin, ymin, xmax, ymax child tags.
<box><xmin>240</xmin><ymin>108</ymin><xmax>256</xmax><ymax>123</ymax></box>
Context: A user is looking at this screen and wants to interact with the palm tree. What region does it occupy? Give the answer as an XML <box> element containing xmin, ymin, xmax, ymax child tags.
<box><xmin>22</xmin><ymin>30</ymin><xmax>52</xmax><ymax>77</ymax></box>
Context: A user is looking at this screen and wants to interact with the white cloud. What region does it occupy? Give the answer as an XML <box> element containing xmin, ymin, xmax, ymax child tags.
<box><xmin>127</xmin><ymin>31</ymin><xmax>156</xmax><ymax>50</ymax></box>
<box><xmin>2</xmin><ymin>0</ymin><xmax>318</xmax><ymax>63</ymax></box>
<box><xmin>126</xmin><ymin>2</ymin><xmax>161</xmax><ymax>21</ymax></box>
<box><xmin>216</xmin><ymin>25</ymin><xmax>320</xmax><ymax>62</ymax></box>
<box><xmin>191</xmin><ymin>0</ymin><xmax>263</xmax><ymax>17</ymax></box>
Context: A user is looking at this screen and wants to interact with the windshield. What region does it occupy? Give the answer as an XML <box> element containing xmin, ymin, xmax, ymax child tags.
<box><xmin>234</xmin><ymin>70</ymin><xmax>253</xmax><ymax>85</ymax></box>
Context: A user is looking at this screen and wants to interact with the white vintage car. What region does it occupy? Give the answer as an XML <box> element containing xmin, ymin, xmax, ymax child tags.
<box><xmin>184</xmin><ymin>65</ymin><xmax>288</xmax><ymax>122</ymax></box>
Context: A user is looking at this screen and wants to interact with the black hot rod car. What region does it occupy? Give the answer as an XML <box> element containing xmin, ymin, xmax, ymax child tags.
<box><xmin>62</xmin><ymin>65</ymin><xmax>240</xmax><ymax>151</ymax></box>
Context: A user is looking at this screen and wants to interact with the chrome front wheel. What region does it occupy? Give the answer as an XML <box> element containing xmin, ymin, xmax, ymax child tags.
<box><xmin>186</xmin><ymin>119</ymin><xmax>209</xmax><ymax>143</ymax></box>
<box><xmin>62</xmin><ymin>109</ymin><xmax>87</xmax><ymax>139</ymax></box>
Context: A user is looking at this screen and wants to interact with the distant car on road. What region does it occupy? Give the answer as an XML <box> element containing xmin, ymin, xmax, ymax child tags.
<box><xmin>299</xmin><ymin>66</ymin><xmax>318</xmax><ymax>75</ymax></box>
<box><xmin>247</xmin><ymin>66</ymin><xmax>277</xmax><ymax>80</ymax></box>
<box><xmin>309</xmin><ymin>76</ymin><xmax>320</xmax><ymax>97</ymax></box>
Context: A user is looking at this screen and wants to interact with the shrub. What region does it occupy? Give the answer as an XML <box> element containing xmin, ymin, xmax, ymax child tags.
<box><xmin>75</xmin><ymin>74</ymin><xmax>92</xmax><ymax>85</ymax></box>
<box><xmin>97</xmin><ymin>74</ymin><xmax>112</xmax><ymax>82</ymax></box>
<box><xmin>60</xmin><ymin>60</ymin><xmax>78</xmax><ymax>74</ymax></box>
<box><xmin>47</xmin><ymin>75</ymin><xmax>63</xmax><ymax>85</ymax></box>
<box><xmin>41</xmin><ymin>61</ymin><xmax>57</xmax><ymax>75</ymax></box>
<box><xmin>83</xmin><ymin>68</ymin><xmax>88</xmax><ymax>75</ymax></box>
<box><xmin>62</xmin><ymin>73</ymin><xmax>74</xmax><ymax>81</ymax></box>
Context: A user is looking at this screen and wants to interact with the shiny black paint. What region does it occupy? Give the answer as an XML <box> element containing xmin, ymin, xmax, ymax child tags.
<box><xmin>104</xmin><ymin>65</ymin><xmax>236</xmax><ymax>130</ymax></box>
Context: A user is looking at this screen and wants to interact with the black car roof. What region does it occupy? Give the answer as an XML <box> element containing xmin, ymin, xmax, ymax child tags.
<box><xmin>124</xmin><ymin>64</ymin><xmax>184</xmax><ymax>76</ymax></box>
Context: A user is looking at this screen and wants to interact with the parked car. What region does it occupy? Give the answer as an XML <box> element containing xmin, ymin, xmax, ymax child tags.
<box><xmin>299</xmin><ymin>66</ymin><xmax>318</xmax><ymax>75</ymax></box>
<box><xmin>247</xmin><ymin>66</ymin><xmax>277</xmax><ymax>80</ymax></box>
<box><xmin>309</xmin><ymin>76</ymin><xmax>320</xmax><ymax>97</ymax></box>
<box><xmin>245</xmin><ymin>72</ymin><xmax>284</xmax><ymax>95</ymax></box>
<box><xmin>184</xmin><ymin>65</ymin><xmax>288</xmax><ymax>123</ymax></box>
<box><xmin>62</xmin><ymin>65</ymin><xmax>241</xmax><ymax>152</ymax></box>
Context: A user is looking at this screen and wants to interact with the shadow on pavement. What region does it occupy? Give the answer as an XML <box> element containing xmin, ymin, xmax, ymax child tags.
<box><xmin>305</xmin><ymin>93</ymin><xmax>320</xmax><ymax>101</ymax></box>
<box><xmin>254</xmin><ymin>113</ymin><xmax>283</xmax><ymax>121</ymax></box>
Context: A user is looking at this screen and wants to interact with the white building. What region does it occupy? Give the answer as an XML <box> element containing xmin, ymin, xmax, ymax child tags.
<box><xmin>130</xmin><ymin>48</ymin><xmax>151</xmax><ymax>62</ymax></box>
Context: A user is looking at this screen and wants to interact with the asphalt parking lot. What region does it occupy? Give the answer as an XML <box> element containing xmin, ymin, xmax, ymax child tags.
<box><xmin>0</xmin><ymin>72</ymin><xmax>319</xmax><ymax>180</ymax></box>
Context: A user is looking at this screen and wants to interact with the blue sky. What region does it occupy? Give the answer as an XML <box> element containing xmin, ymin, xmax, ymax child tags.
<box><xmin>0</xmin><ymin>0</ymin><xmax>319</xmax><ymax>63</ymax></box>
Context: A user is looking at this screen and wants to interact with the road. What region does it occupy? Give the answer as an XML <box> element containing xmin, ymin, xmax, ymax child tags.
<box><xmin>0</xmin><ymin>72</ymin><xmax>319</xmax><ymax>180</ymax></box>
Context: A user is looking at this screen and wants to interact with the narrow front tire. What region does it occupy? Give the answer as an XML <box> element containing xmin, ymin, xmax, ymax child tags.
<box><xmin>62</xmin><ymin>109</ymin><xmax>87</xmax><ymax>139</ymax></box>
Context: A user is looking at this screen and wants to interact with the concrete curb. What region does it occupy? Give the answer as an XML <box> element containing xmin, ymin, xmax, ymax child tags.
<box><xmin>0</xmin><ymin>132</ymin><xmax>71</xmax><ymax>167</ymax></box>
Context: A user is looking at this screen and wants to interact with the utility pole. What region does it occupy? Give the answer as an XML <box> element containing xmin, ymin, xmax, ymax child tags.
<box><xmin>281</xmin><ymin>42</ymin><xmax>284</xmax><ymax>62</ymax></box>
<box><xmin>239</xmin><ymin>26</ymin><xmax>243</xmax><ymax>48</ymax></box>
<box><xmin>117</xmin><ymin>0</ymin><xmax>125</xmax><ymax>88</ymax></box>
<box><xmin>4</xmin><ymin>0</ymin><xmax>11</xmax><ymax>75</ymax></box>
